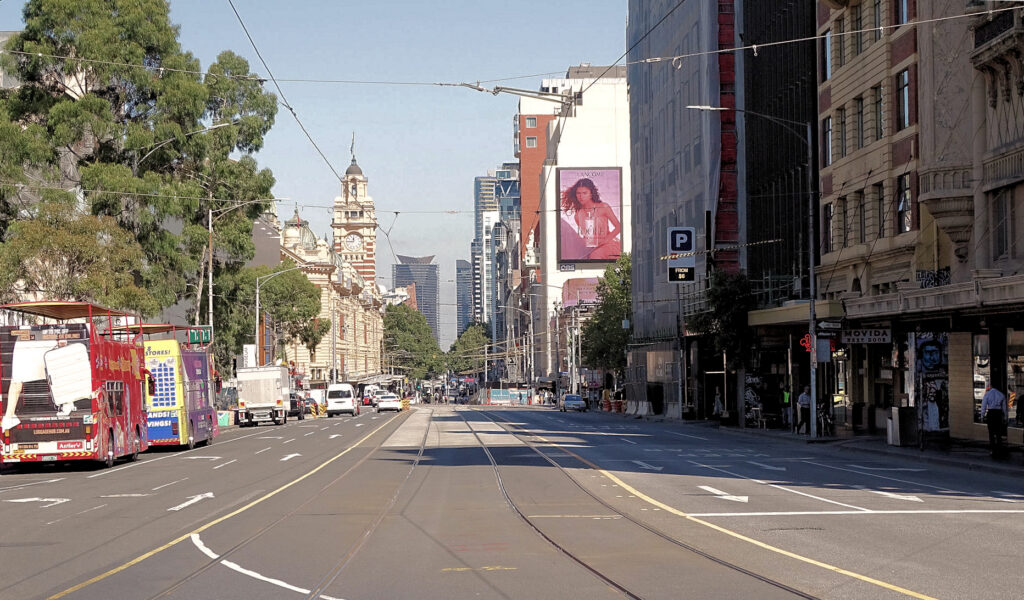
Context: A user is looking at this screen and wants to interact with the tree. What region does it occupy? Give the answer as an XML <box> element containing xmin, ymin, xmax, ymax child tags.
<box><xmin>447</xmin><ymin>324</ymin><xmax>490</xmax><ymax>376</ymax></box>
<box><xmin>0</xmin><ymin>0</ymin><xmax>277</xmax><ymax>319</ymax></box>
<box><xmin>686</xmin><ymin>270</ymin><xmax>755</xmax><ymax>369</ymax></box>
<box><xmin>581</xmin><ymin>253</ymin><xmax>632</xmax><ymax>376</ymax></box>
<box><xmin>383</xmin><ymin>304</ymin><xmax>442</xmax><ymax>380</ymax></box>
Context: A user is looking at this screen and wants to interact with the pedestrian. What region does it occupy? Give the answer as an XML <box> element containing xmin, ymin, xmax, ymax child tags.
<box><xmin>981</xmin><ymin>385</ymin><xmax>1008</xmax><ymax>457</ymax></box>
<box><xmin>796</xmin><ymin>385</ymin><xmax>812</xmax><ymax>434</ymax></box>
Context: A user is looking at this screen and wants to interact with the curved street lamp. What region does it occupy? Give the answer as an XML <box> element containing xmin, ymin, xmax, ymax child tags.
<box><xmin>254</xmin><ymin>264</ymin><xmax>306</xmax><ymax>364</ymax></box>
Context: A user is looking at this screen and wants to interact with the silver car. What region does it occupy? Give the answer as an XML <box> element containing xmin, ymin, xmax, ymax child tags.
<box><xmin>559</xmin><ymin>394</ymin><xmax>587</xmax><ymax>412</ymax></box>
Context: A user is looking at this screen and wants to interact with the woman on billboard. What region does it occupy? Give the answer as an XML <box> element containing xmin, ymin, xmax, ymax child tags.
<box><xmin>560</xmin><ymin>177</ymin><xmax>621</xmax><ymax>261</ymax></box>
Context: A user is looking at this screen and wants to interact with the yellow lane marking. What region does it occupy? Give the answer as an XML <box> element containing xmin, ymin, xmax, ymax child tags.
<box><xmin>529</xmin><ymin>432</ymin><xmax>940</xmax><ymax>600</ymax></box>
<box><xmin>47</xmin><ymin>418</ymin><xmax>397</xmax><ymax>599</ymax></box>
<box><xmin>442</xmin><ymin>566</ymin><xmax>518</xmax><ymax>573</ymax></box>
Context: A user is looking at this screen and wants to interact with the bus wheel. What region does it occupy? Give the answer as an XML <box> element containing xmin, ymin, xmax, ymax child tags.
<box><xmin>129</xmin><ymin>428</ymin><xmax>141</xmax><ymax>462</ymax></box>
<box><xmin>187</xmin><ymin>424</ymin><xmax>196</xmax><ymax>450</ymax></box>
<box><xmin>104</xmin><ymin>432</ymin><xmax>115</xmax><ymax>468</ymax></box>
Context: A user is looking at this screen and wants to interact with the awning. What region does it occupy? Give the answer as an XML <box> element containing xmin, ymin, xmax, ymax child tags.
<box><xmin>747</xmin><ymin>300</ymin><xmax>845</xmax><ymax>327</ymax></box>
<box><xmin>0</xmin><ymin>301</ymin><xmax>131</xmax><ymax>321</ymax></box>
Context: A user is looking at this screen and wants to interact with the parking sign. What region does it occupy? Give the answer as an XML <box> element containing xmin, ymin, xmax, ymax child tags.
<box><xmin>667</xmin><ymin>227</ymin><xmax>696</xmax><ymax>282</ymax></box>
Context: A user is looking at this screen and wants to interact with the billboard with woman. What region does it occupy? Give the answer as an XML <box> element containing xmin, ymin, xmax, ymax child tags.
<box><xmin>557</xmin><ymin>168</ymin><xmax>623</xmax><ymax>262</ymax></box>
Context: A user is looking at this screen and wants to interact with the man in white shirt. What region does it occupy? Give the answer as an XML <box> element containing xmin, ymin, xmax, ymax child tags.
<box><xmin>981</xmin><ymin>385</ymin><xmax>1008</xmax><ymax>456</ymax></box>
<box><xmin>796</xmin><ymin>386</ymin><xmax>811</xmax><ymax>434</ymax></box>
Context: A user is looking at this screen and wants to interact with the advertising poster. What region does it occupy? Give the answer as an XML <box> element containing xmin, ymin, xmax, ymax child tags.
<box><xmin>915</xmin><ymin>332</ymin><xmax>949</xmax><ymax>432</ymax></box>
<box><xmin>561</xmin><ymin>278</ymin><xmax>599</xmax><ymax>307</ymax></box>
<box><xmin>557</xmin><ymin>167</ymin><xmax>623</xmax><ymax>262</ymax></box>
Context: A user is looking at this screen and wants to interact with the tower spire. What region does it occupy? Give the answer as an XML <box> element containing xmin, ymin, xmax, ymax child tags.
<box><xmin>350</xmin><ymin>131</ymin><xmax>356</xmax><ymax>163</ymax></box>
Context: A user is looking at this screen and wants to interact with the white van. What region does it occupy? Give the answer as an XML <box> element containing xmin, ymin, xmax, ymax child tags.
<box><xmin>326</xmin><ymin>383</ymin><xmax>359</xmax><ymax>417</ymax></box>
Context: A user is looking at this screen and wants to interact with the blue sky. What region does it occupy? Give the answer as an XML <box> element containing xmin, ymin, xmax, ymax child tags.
<box><xmin>0</xmin><ymin>0</ymin><xmax>627</xmax><ymax>347</ymax></box>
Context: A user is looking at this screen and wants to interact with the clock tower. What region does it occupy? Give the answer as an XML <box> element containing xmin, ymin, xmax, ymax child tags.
<box><xmin>332</xmin><ymin>152</ymin><xmax>377</xmax><ymax>286</ymax></box>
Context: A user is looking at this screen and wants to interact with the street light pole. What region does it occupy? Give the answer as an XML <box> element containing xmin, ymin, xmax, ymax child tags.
<box><xmin>686</xmin><ymin>105</ymin><xmax>817</xmax><ymax>436</ymax></box>
<box><xmin>255</xmin><ymin>264</ymin><xmax>305</xmax><ymax>365</ymax></box>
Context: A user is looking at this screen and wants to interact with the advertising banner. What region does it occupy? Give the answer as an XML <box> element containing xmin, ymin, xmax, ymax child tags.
<box><xmin>557</xmin><ymin>168</ymin><xmax>623</xmax><ymax>263</ymax></box>
<box><xmin>561</xmin><ymin>278</ymin><xmax>599</xmax><ymax>307</ymax></box>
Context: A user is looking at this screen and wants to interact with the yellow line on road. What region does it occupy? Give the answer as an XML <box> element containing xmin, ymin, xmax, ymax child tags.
<box><xmin>532</xmin><ymin>433</ymin><xmax>940</xmax><ymax>600</ymax></box>
<box><xmin>47</xmin><ymin>418</ymin><xmax>397</xmax><ymax>599</ymax></box>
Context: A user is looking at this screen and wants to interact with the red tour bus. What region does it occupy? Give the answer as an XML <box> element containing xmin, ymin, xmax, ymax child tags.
<box><xmin>0</xmin><ymin>301</ymin><xmax>150</xmax><ymax>467</ymax></box>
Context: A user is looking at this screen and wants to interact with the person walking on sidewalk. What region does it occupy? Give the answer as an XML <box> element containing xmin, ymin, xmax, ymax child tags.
<box><xmin>796</xmin><ymin>385</ymin><xmax>812</xmax><ymax>434</ymax></box>
<box><xmin>981</xmin><ymin>385</ymin><xmax>1008</xmax><ymax>457</ymax></box>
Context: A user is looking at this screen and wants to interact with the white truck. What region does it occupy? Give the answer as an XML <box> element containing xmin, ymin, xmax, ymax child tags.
<box><xmin>235</xmin><ymin>366</ymin><xmax>290</xmax><ymax>426</ymax></box>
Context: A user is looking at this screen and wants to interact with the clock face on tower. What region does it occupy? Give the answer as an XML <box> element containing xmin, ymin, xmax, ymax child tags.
<box><xmin>344</xmin><ymin>233</ymin><xmax>363</xmax><ymax>251</ymax></box>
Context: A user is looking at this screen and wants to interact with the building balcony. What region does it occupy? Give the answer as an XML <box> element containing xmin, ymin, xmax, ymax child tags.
<box><xmin>970</xmin><ymin>7</ymin><xmax>1024</xmax><ymax>107</ymax></box>
<box><xmin>844</xmin><ymin>273</ymin><xmax>1024</xmax><ymax>319</ymax></box>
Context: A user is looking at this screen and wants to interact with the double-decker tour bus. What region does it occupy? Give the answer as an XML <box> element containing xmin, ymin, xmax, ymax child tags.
<box><xmin>133</xmin><ymin>325</ymin><xmax>218</xmax><ymax>449</ymax></box>
<box><xmin>0</xmin><ymin>301</ymin><xmax>150</xmax><ymax>467</ymax></box>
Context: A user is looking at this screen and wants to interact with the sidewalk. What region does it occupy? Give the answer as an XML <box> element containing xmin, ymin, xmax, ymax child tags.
<box><xmin>600</xmin><ymin>409</ymin><xmax>1024</xmax><ymax>478</ymax></box>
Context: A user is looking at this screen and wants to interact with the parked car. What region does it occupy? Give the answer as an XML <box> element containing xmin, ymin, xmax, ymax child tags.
<box><xmin>326</xmin><ymin>383</ymin><xmax>360</xmax><ymax>417</ymax></box>
<box><xmin>288</xmin><ymin>392</ymin><xmax>306</xmax><ymax>420</ymax></box>
<box><xmin>559</xmin><ymin>394</ymin><xmax>587</xmax><ymax>412</ymax></box>
<box><xmin>303</xmin><ymin>396</ymin><xmax>317</xmax><ymax>414</ymax></box>
<box><xmin>376</xmin><ymin>393</ymin><xmax>402</xmax><ymax>413</ymax></box>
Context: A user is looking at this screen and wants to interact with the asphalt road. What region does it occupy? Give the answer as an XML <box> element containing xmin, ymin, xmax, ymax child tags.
<box><xmin>1</xmin><ymin>406</ymin><xmax>1021</xmax><ymax>600</ymax></box>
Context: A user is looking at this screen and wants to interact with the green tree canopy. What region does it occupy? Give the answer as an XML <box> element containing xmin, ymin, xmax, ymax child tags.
<box><xmin>686</xmin><ymin>270</ymin><xmax>755</xmax><ymax>369</ymax></box>
<box><xmin>581</xmin><ymin>253</ymin><xmax>632</xmax><ymax>375</ymax></box>
<box><xmin>384</xmin><ymin>304</ymin><xmax>442</xmax><ymax>380</ymax></box>
<box><xmin>447</xmin><ymin>323</ymin><xmax>490</xmax><ymax>376</ymax></box>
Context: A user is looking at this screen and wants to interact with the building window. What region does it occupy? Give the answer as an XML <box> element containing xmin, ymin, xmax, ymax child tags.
<box><xmin>873</xmin><ymin>85</ymin><xmax>884</xmax><ymax>140</ymax></box>
<box><xmin>857</xmin><ymin>191</ymin><xmax>866</xmax><ymax>244</ymax></box>
<box><xmin>822</xmin><ymin>116</ymin><xmax>833</xmax><ymax>166</ymax></box>
<box><xmin>822</xmin><ymin>29</ymin><xmax>832</xmax><ymax>81</ymax></box>
<box><xmin>824</xmin><ymin>203</ymin><xmax>834</xmax><ymax>253</ymax></box>
<box><xmin>992</xmin><ymin>188</ymin><xmax>1013</xmax><ymax>259</ymax></box>
<box><xmin>896</xmin><ymin>70</ymin><xmax>910</xmax><ymax>130</ymax></box>
<box><xmin>525</xmin><ymin>136</ymin><xmax>537</xmax><ymax>148</ymax></box>
<box><xmin>873</xmin><ymin>0</ymin><xmax>883</xmax><ymax>41</ymax></box>
<box><xmin>838</xmin><ymin>108</ymin><xmax>847</xmax><ymax>158</ymax></box>
<box><xmin>838</xmin><ymin>196</ymin><xmax>848</xmax><ymax>248</ymax></box>
<box><xmin>852</xmin><ymin>3</ymin><xmax>864</xmax><ymax>55</ymax></box>
<box><xmin>525</xmin><ymin>116</ymin><xmax>537</xmax><ymax>128</ymax></box>
<box><xmin>896</xmin><ymin>173</ymin><xmax>912</xmax><ymax>233</ymax></box>
<box><xmin>835</xmin><ymin>19</ymin><xmax>846</xmax><ymax>67</ymax></box>
<box><xmin>854</xmin><ymin>96</ymin><xmax>865</xmax><ymax>149</ymax></box>
<box><xmin>875</xmin><ymin>182</ymin><xmax>886</xmax><ymax>238</ymax></box>
<box><xmin>895</xmin><ymin>0</ymin><xmax>909</xmax><ymax>26</ymax></box>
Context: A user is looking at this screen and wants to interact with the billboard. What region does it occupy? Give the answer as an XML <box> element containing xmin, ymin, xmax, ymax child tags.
<box><xmin>561</xmin><ymin>278</ymin><xmax>599</xmax><ymax>307</ymax></box>
<box><xmin>557</xmin><ymin>167</ymin><xmax>623</xmax><ymax>263</ymax></box>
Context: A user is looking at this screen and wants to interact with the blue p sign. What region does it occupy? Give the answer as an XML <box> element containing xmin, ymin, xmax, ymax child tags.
<box><xmin>670</xmin><ymin>229</ymin><xmax>693</xmax><ymax>253</ymax></box>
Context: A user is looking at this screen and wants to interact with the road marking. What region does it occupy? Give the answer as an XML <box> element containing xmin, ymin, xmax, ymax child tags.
<box><xmin>503</xmin><ymin>429</ymin><xmax>938</xmax><ymax>600</ymax></box>
<box><xmin>167</xmin><ymin>493</ymin><xmax>214</xmax><ymax>512</ymax></box>
<box><xmin>101</xmin><ymin>493</ymin><xmax>151</xmax><ymax>498</ymax></box>
<box><xmin>689</xmin><ymin>509</ymin><xmax>1024</xmax><ymax>517</ymax></box>
<box><xmin>747</xmin><ymin>461</ymin><xmax>786</xmax><ymax>471</ymax></box>
<box><xmin>667</xmin><ymin>431</ymin><xmax>709</xmax><ymax>441</ymax></box>
<box><xmin>304</xmin><ymin>431</ymin><xmax>315</xmax><ymax>436</ymax></box>
<box><xmin>527</xmin><ymin>514</ymin><xmax>622</xmax><ymax>519</ymax></box>
<box><xmin>329</xmin><ymin>434</ymin><xmax>342</xmax><ymax>440</ymax></box>
<box><xmin>84</xmin><ymin>429</ymin><xmax>271</xmax><ymax>479</ymax></box>
<box><xmin>0</xmin><ymin>478</ymin><xmax>64</xmax><ymax>493</ymax></box>
<box><xmin>255</xmin><ymin>447</ymin><xmax>271</xmax><ymax>455</ymax></box>
<box><xmin>46</xmin><ymin>504</ymin><xmax>107</xmax><ymax>526</ymax></box>
<box><xmin>257</xmin><ymin>436</ymin><xmax>283</xmax><ymax>440</ymax></box>
<box><xmin>182</xmin><ymin>456</ymin><xmax>221</xmax><ymax>461</ymax></box>
<box><xmin>281</xmin><ymin>453</ymin><xmax>301</xmax><ymax>462</ymax></box>
<box><xmin>856</xmin><ymin>486</ymin><xmax>923</xmax><ymax>502</ymax></box>
<box><xmin>282</xmin><ymin>438</ymin><xmax>296</xmax><ymax>444</ymax></box>
<box><xmin>6</xmin><ymin>497</ymin><xmax>71</xmax><ymax>508</ymax></box>
<box><xmin>442</xmin><ymin>566</ymin><xmax>518</xmax><ymax>572</ymax></box>
<box><xmin>151</xmin><ymin>478</ymin><xmax>187</xmax><ymax>491</ymax></box>
<box><xmin>355</xmin><ymin>423</ymin><xmax>364</xmax><ymax>427</ymax></box>
<box><xmin>695</xmin><ymin>462</ymin><xmax>871</xmax><ymax>512</ymax></box>
<box><xmin>618</xmin><ymin>437</ymin><xmax>637</xmax><ymax>445</ymax></box>
<box><xmin>213</xmin><ymin>460</ymin><xmax>237</xmax><ymax>470</ymax></box>
<box><xmin>632</xmin><ymin>460</ymin><xmax>663</xmax><ymax>471</ymax></box>
<box><xmin>298</xmin><ymin>425</ymin><xmax>318</xmax><ymax>428</ymax></box>
<box><xmin>848</xmin><ymin>464</ymin><xmax>927</xmax><ymax>472</ymax></box>
<box><xmin>698</xmin><ymin>485</ymin><xmax>748</xmax><ymax>503</ymax></box>
<box><xmin>320</xmin><ymin>427</ymin><xmax>329</xmax><ymax>431</ymax></box>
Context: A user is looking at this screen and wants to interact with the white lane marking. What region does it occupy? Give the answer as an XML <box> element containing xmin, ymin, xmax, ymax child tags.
<box><xmin>690</xmin><ymin>509</ymin><xmax>1024</xmax><ymax>517</ymax></box>
<box><xmin>0</xmin><ymin>478</ymin><xmax>64</xmax><ymax>493</ymax></box>
<box><xmin>281</xmin><ymin>453</ymin><xmax>301</xmax><ymax>462</ymax></box>
<box><xmin>632</xmin><ymin>460</ymin><xmax>663</xmax><ymax>471</ymax></box>
<box><xmin>694</xmin><ymin>461</ymin><xmax>871</xmax><ymax>512</ymax></box>
<box><xmin>85</xmin><ymin>428</ymin><xmax>269</xmax><ymax>478</ymax></box>
<box><xmin>101</xmin><ymin>493</ymin><xmax>151</xmax><ymax>498</ymax></box>
<box><xmin>213</xmin><ymin>459</ymin><xmax>237</xmax><ymax>470</ymax></box>
<box><xmin>355</xmin><ymin>423</ymin><xmax>364</xmax><ymax>427</ymax></box>
<box><xmin>282</xmin><ymin>438</ymin><xmax>296</xmax><ymax>444</ymax></box>
<box><xmin>182</xmin><ymin>456</ymin><xmax>221</xmax><ymax>461</ymax></box>
<box><xmin>190</xmin><ymin>534</ymin><xmax>343</xmax><ymax>600</ymax></box>
<box><xmin>667</xmin><ymin>431</ymin><xmax>709</xmax><ymax>441</ymax></box>
<box><xmin>255</xmin><ymin>447</ymin><xmax>271</xmax><ymax>455</ymax></box>
<box><xmin>257</xmin><ymin>436</ymin><xmax>283</xmax><ymax>440</ymax></box>
<box><xmin>167</xmin><ymin>492</ymin><xmax>214</xmax><ymax>512</ymax></box>
<box><xmin>5</xmin><ymin>497</ymin><xmax>71</xmax><ymax>508</ymax></box>
<box><xmin>698</xmin><ymin>486</ymin><xmax>748</xmax><ymax>503</ymax></box>
<box><xmin>304</xmin><ymin>432</ymin><xmax>315</xmax><ymax>437</ymax></box>
<box><xmin>618</xmin><ymin>437</ymin><xmax>637</xmax><ymax>445</ymax></box>
<box><xmin>320</xmin><ymin>427</ymin><xmax>329</xmax><ymax>431</ymax></box>
<box><xmin>152</xmin><ymin>478</ymin><xmax>188</xmax><ymax>491</ymax></box>
<box><xmin>992</xmin><ymin>491</ymin><xmax>1023</xmax><ymax>503</ymax></box>
<box><xmin>46</xmin><ymin>503</ymin><xmax>107</xmax><ymax>525</ymax></box>
<box><xmin>298</xmin><ymin>425</ymin><xmax>318</xmax><ymax>428</ymax></box>
<box><xmin>848</xmin><ymin>465</ymin><xmax>927</xmax><ymax>472</ymax></box>
<box><xmin>855</xmin><ymin>486</ymin><xmax>923</xmax><ymax>502</ymax></box>
<box><xmin>329</xmin><ymin>434</ymin><xmax>342</xmax><ymax>440</ymax></box>
<box><xmin>748</xmin><ymin>461</ymin><xmax>787</xmax><ymax>471</ymax></box>
<box><xmin>808</xmin><ymin>461</ymin><xmax>990</xmax><ymax>502</ymax></box>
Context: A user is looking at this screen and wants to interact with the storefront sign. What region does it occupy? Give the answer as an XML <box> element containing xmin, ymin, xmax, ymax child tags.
<box><xmin>842</xmin><ymin>328</ymin><xmax>891</xmax><ymax>344</ymax></box>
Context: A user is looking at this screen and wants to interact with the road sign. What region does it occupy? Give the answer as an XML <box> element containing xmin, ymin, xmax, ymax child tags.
<box><xmin>817</xmin><ymin>320</ymin><xmax>842</xmax><ymax>330</ymax></box>
<box><xmin>667</xmin><ymin>227</ymin><xmax>696</xmax><ymax>282</ymax></box>
<box><xmin>189</xmin><ymin>326</ymin><xmax>212</xmax><ymax>344</ymax></box>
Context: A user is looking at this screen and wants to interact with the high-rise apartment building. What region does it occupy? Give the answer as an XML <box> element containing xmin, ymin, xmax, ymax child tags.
<box><xmin>456</xmin><ymin>259</ymin><xmax>473</xmax><ymax>337</ymax></box>
<box><xmin>392</xmin><ymin>255</ymin><xmax>440</xmax><ymax>345</ymax></box>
